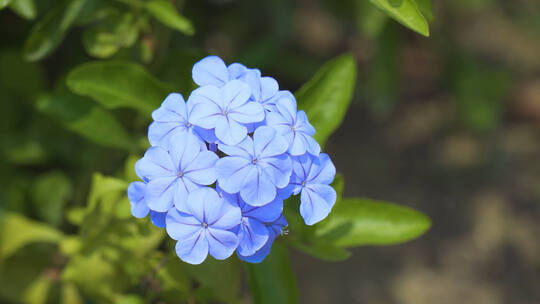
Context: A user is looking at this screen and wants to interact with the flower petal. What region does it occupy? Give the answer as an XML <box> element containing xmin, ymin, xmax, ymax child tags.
<box><xmin>228</xmin><ymin>102</ymin><xmax>265</xmax><ymax>124</ymax></box>
<box><xmin>127</xmin><ymin>181</ymin><xmax>149</xmax><ymax>218</ymax></box>
<box><xmin>188</xmin><ymin>88</ymin><xmax>222</xmax><ymax>128</ymax></box>
<box><xmin>173</xmin><ymin>178</ymin><xmax>201</xmax><ymax>212</ymax></box>
<box><xmin>175</xmin><ymin>230</ymin><xmax>209</xmax><ymax>264</ymax></box>
<box><xmin>228</xmin><ymin>63</ymin><xmax>248</xmax><ymax>79</ymax></box>
<box><xmin>150</xmin><ymin>211</ymin><xmax>167</xmax><ymax>228</ymax></box>
<box><xmin>215</xmin><ymin>156</ymin><xmax>252</xmax><ymax>193</ymax></box>
<box><xmin>237</xmin><ymin>217</ymin><xmax>269</xmax><ymax>256</ymax></box>
<box><xmin>243</xmin><ymin>197</ymin><xmax>283</xmax><ymax>222</ymax></box>
<box><xmin>184</xmin><ymin>150</ymin><xmax>218</xmax><ymax>185</ymax></box>
<box><xmin>308</xmin><ymin>153</ymin><xmax>336</xmax><ymax>185</ymax></box>
<box><xmin>215</xmin><ymin>116</ymin><xmax>248</xmax><ymax>146</ymax></box>
<box><xmin>238</xmin><ymin>236</ymin><xmax>274</xmax><ymax>263</ymax></box>
<box><xmin>166</xmin><ymin>208</ymin><xmax>203</xmax><ymax>240</ymax></box>
<box><xmin>259</xmin><ymin>154</ymin><xmax>292</xmax><ymax>189</ymax></box>
<box><xmin>145</xmin><ymin>176</ymin><xmax>177</xmax><ymax>212</ymax></box>
<box><xmin>299</xmin><ymin>184</ymin><xmax>336</xmax><ymax>225</ymax></box>
<box><xmin>167</xmin><ymin>133</ymin><xmax>202</xmax><ymax>172</ymax></box>
<box><xmin>152</xmin><ymin>93</ymin><xmax>187</xmax><ymax>122</ymax></box>
<box><xmin>275</xmin><ymin>96</ymin><xmax>297</xmax><ymax>122</ymax></box>
<box><xmin>208</xmin><ymin>197</ymin><xmax>242</xmax><ymax>230</ymax></box>
<box><xmin>206</xmin><ymin>228</ymin><xmax>238</xmax><ymax>260</ymax></box>
<box><xmin>260</xmin><ymin>77</ymin><xmax>279</xmax><ymax>101</ymax></box>
<box><xmin>217</xmin><ymin>136</ymin><xmax>254</xmax><ymax>159</ymax></box>
<box><xmin>240</xmin><ymin>167</ymin><xmax>276</xmax><ymax>206</ymax></box>
<box><xmin>135</xmin><ymin>146</ymin><xmax>175</xmax><ymax>180</ymax></box>
<box><xmin>192</xmin><ymin>56</ymin><xmax>229</xmax><ymax>87</ymax></box>
<box><xmin>253</xmin><ymin>126</ymin><xmax>288</xmax><ymax>159</ymax></box>
<box><xmin>223</xmin><ymin>79</ymin><xmax>251</xmax><ymax>109</ymax></box>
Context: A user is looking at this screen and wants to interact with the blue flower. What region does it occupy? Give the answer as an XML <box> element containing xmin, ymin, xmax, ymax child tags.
<box><xmin>266</xmin><ymin>97</ymin><xmax>320</xmax><ymax>156</ymax></box>
<box><xmin>242</xmin><ymin>71</ymin><xmax>281</xmax><ymax>112</ymax></box>
<box><xmin>148</xmin><ymin>93</ymin><xmax>212</xmax><ymax>147</ymax></box>
<box><xmin>290</xmin><ymin>154</ymin><xmax>336</xmax><ymax>225</ymax></box>
<box><xmin>166</xmin><ymin>187</ymin><xmax>241</xmax><ymax>264</ymax></box>
<box><xmin>219</xmin><ymin>188</ymin><xmax>283</xmax><ymax>256</ymax></box>
<box><xmin>189</xmin><ymin>80</ymin><xmax>265</xmax><ymax>145</ymax></box>
<box><xmin>150</xmin><ymin>211</ymin><xmax>167</xmax><ymax>228</ymax></box>
<box><xmin>192</xmin><ymin>55</ymin><xmax>255</xmax><ymax>87</ymax></box>
<box><xmin>238</xmin><ymin>214</ymin><xmax>288</xmax><ymax>263</ymax></box>
<box><xmin>127</xmin><ymin>181</ymin><xmax>149</xmax><ymax>218</ymax></box>
<box><xmin>215</xmin><ymin>126</ymin><xmax>292</xmax><ymax>206</ymax></box>
<box><xmin>135</xmin><ymin>133</ymin><xmax>218</xmax><ymax>212</ymax></box>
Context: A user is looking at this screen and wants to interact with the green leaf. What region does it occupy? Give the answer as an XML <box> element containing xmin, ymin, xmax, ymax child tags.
<box><xmin>369</xmin><ymin>0</ymin><xmax>430</xmax><ymax>37</ymax></box>
<box><xmin>0</xmin><ymin>212</ymin><xmax>63</xmax><ymax>259</ymax></box>
<box><xmin>21</xmin><ymin>274</ymin><xmax>51</xmax><ymax>304</ymax></box>
<box><xmin>316</xmin><ymin>198</ymin><xmax>431</xmax><ymax>247</ymax></box>
<box><xmin>31</xmin><ymin>170</ymin><xmax>73</xmax><ymax>225</ymax></box>
<box><xmin>245</xmin><ymin>243</ymin><xmax>299</xmax><ymax>304</ymax></box>
<box><xmin>23</xmin><ymin>0</ymin><xmax>88</xmax><ymax>61</ymax></box>
<box><xmin>36</xmin><ymin>91</ymin><xmax>135</xmax><ymax>150</ymax></box>
<box><xmin>144</xmin><ymin>0</ymin><xmax>194</xmax><ymax>35</ymax></box>
<box><xmin>66</xmin><ymin>61</ymin><xmax>174</xmax><ymax>116</ymax></box>
<box><xmin>295</xmin><ymin>53</ymin><xmax>357</xmax><ymax>146</ymax></box>
<box><xmin>415</xmin><ymin>0</ymin><xmax>433</xmax><ymax>20</ymax></box>
<box><xmin>9</xmin><ymin>0</ymin><xmax>37</xmax><ymax>19</ymax></box>
<box><xmin>83</xmin><ymin>12</ymin><xmax>140</xmax><ymax>58</ymax></box>
<box><xmin>289</xmin><ymin>241</ymin><xmax>351</xmax><ymax>261</ymax></box>
<box><xmin>0</xmin><ymin>0</ymin><xmax>12</xmax><ymax>9</ymax></box>
<box><xmin>185</xmin><ymin>258</ymin><xmax>241</xmax><ymax>303</ymax></box>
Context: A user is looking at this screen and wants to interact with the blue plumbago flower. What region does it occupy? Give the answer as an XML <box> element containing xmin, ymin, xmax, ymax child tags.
<box><xmin>189</xmin><ymin>80</ymin><xmax>265</xmax><ymax>145</ymax></box>
<box><xmin>127</xmin><ymin>181</ymin><xmax>149</xmax><ymax>218</ymax></box>
<box><xmin>192</xmin><ymin>55</ymin><xmax>257</xmax><ymax>87</ymax></box>
<box><xmin>148</xmin><ymin>93</ymin><xmax>207</xmax><ymax>147</ymax></box>
<box><xmin>150</xmin><ymin>211</ymin><xmax>167</xmax><ymax>228</ymax></box>
<box><xmin>166</xmin><ymin>187</ymin><xmax>241</xmax><ymax>264</ymax></box>
<box><xmin>238</xmin><ymin>214</ymin><xmax>288</xmax><ymax>263</ymax></box>
<box><xmin>266</xmin><ymin>97</ymin><xmax>321</xmax><ymax>156</ymax></box>
<box><xmin>290</xmin><ymin>153</ymin><xmax>337</xmax><ymax>225</ymax></box>
<box><xmin>130</xmin><ymin>55</ymin><xmax>338</xmax><ymax>264</ymax></box>
<box><xmin>219</xmin><ymin>188</ymin><xmax>283</xmax><ymax>256</ymax></box>
<box><xmin>215</xmin><ymin>126</ymin><xmax>292</xmax><ymax>206</ymax></box>
<box><xmin>135</xmin><ymin>133</ymin><xmax>218</xmax><ymax>212</ymax></box>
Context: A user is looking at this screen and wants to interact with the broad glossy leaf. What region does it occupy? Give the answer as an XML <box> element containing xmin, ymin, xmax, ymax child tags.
<box><xmin>296</xmin><ymin>53</ymin><xmax>357</xmax><ymax>146</ymax></box>
<box><xmin>9</xmin><ymin>0</ymin><xmax>36</xmax><ymax>19</ymax></box>
<box><xmin>66</xmin><ymin>61</ymin><xmax>174</xmax><ymax>116</ymax></box>
<box><xmin>369</xmin><ymin>0</ymin><xmax>429</xmax><ymax>37</ymax></box>
<box><xmin>316</xmin><ymin>198</ymin><xmax>431</xmax><ymax>247</ymax></box>
<box><xmin>0</xmin><ymin>212</ymin><xmax>63</xmax><ymax>259</ymax></box>
<box><xmin>245</xmin><ymin>243</ymin><xmax>299</xmax><ymax>304</ymax></box>
<box><xmin>23</xmin><ymin>0</ymin><xmax>87</xmax><ymax>61</ymax></box>
<box><xmin>36</xmin><ymin>92</ymin><xmax>135</xmax><ymax>150</ymax></box>
<box><xmin>145</xmin><ymin>0</ymin><xmax>194</xmax><ymax>35</ymax></box>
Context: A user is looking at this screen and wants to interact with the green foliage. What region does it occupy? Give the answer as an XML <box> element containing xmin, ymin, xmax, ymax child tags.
<box><xmin>82</xmin><ymin>12</ymin><xmax>140</xmax><ymax>58</ymax></box>
<box><xmin>36</xmin><ymin>91</ymin><xmax>136</xmax><ymax>150</ymax></box>
<box><xmin>369</xmin><ymin>0</ymin><xmax>430</xmax><ymax>36</ymax></box>
<box><xmin>144</xmin><ymin>0</ymin><xmax>194</xmax><ymax>35</ymax></box>
<box><xmin>0</xmin><ymin>212</ymin><xmax>63</xmax><ymax>259</ymax></box>
<box><xmin>66</xmin><ymin>61</ymin><xmax>174</xmax><ymax>116</ymax></box>
<box><xmin>296</xmin><ymin>53</ymin><xmax>357</xmax><ymax>146</ymax></box>
<box><xmin>245</xmin><ymin>243</ymin><xmax>299</xmax><ymax>304</ymax></box>
<box><xmin>0</xmin><ymin>2</ymin><xmax>439</xmax><ymax>302</ymax></box>
<box><xmin>9</xmin><ymin>0</ymin><xmax>36</xmax><ymax>19</ymax></box>
<box><xmin>31</xmin><ymin>170</ymin><xmax>73</xmax><ymax>225</ymax></box>
<box><xmin>316</xmin><ymin>198</ymin><xmax>431</xmax><ymax>247</ymax></box>
<box><xmin>23</xmin><ymin>0</ymin><xmax>87</xmax><ymax>61</ymax></box>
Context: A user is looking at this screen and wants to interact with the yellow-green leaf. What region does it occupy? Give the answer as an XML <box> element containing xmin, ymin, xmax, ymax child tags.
<box><xmin>145</xmin><ymin>0</ymin><xmax>194</xmax><ymax>35</ymax></box>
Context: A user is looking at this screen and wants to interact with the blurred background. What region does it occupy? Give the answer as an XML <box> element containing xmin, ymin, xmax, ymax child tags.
<box><xmin>2</xmin><ymin>0</ymin><xmax>540</xmax><ymax>303</ymax></box>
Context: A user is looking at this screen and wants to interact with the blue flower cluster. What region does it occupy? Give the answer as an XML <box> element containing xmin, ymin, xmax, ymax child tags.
<box><xmin>128</xmin><ymin>56</ymin><xmax>337</xmax><ymax>264</ymax></box>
